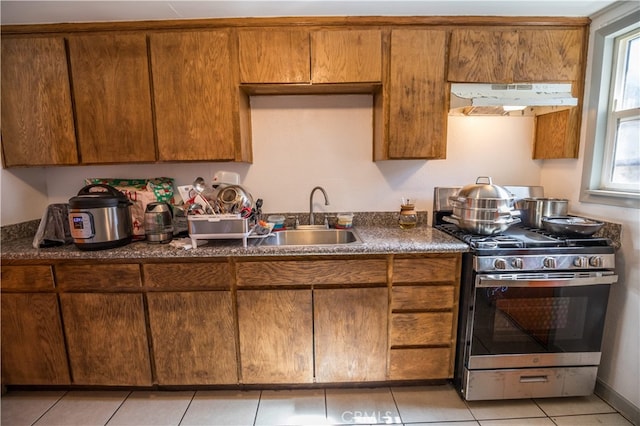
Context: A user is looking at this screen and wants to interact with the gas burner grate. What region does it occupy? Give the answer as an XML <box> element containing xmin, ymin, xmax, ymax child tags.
<box><xmin>435</xmin><ymin>223</ymin><xmax>613</xmax><ymax>250</ymax></box>
<box><xmin>435</xmin><ymin>224</ymin><xmax>524</xmax><ymax>249</ymax></box>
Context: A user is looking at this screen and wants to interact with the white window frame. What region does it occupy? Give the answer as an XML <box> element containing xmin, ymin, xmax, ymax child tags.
<box><xmin>580</xmin><ymin>9</ymin><xmax>640</xmax><ymax>209</ymax></box>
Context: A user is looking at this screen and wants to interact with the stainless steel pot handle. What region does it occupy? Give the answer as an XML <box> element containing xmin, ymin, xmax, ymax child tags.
<box><xmin>477</xmin><ymin>272</ymin><xmax>618</xmax><ymax>288</ymax></box>
<box><xmin>442</xmin><ymin>215</ymin><xmax>460</xmax><ymax>225</ymax></box>
<box><xmin>476</xmin><ymin>176</ymin><xmax>493</xmax><ymax>185</ymax></box>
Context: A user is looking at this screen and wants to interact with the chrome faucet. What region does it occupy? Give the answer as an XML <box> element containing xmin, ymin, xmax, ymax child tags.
<box><xmin>309</xmin><ymin>186</ymin><xmax>329</xmax><ymax>225</ymax></box>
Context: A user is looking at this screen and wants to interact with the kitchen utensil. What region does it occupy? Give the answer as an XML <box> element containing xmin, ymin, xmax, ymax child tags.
<box><xmin>541</xmin><ymin>216</ymin><xmax>604</xmax><ymax>237</ymax></box>
<box><xmin>446</xmin><ymin>177</ymin><xmax>519</xmax><ymax>235</ymax></box>
<box><xmin>193</xmin><ymin>177</ymin><xmax>216</xmax><ymax>214</ymax></box>
<box><xmin>217</xmin><ymin>184</ymin><xmax>253</xmax><ymax>214</ymax></box>
<box><xmin>449</xmin><ymin>176</ymin><xmax>515</xmax><ymax>210</ymax></box>
<box><xmin>443</xmin><ymin>214</ymin><xmax>520</xmax><ymax>235</ymax></box>
<box><xmin>68</xmin><ymin>184</ymin><xmax>133</xmax><ymax>250</ymax></box>
<box><xmin>144</xmin><ymin>202</ymin><xmax>173</xmax><ymax>243</ymax></box>
<box><xmin>212</xmin><ymin>171</ymin><xmax>240</xmax><ymax>187</ymax></box>
<box><xmin>516</xmin><ymin>197</ymin><xmax>569</xmax><ymax>228</ymax></box>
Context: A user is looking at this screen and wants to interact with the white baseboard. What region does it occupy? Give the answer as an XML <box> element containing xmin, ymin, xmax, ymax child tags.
<box><xmin>595</xmin><ymin>379</ymin><xmax>640</xmax><ymax>425</ymax></box>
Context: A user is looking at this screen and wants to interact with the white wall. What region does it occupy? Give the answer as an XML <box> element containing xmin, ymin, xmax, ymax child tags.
<box><xmin>1</xmin><ymin>94</ymin><xmax>540</xmax><ymax>226</ymax></box>
<box><xmin>540</xmin><ymin>1</ymin><xmax>640</xmax><ymax>413</ymax></box>
<box><xmin>0</xmin><ymin>167</ymin><xmax>49</xmax><ymax>226</ymax></box>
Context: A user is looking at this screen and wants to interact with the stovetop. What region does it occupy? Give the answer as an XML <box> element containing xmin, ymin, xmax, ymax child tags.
<box><xmin>436</xmin><ymin>223</ymin><xmax>612</xmax><ymax>249</ymax></box>
<box><xmin>435</xmin><ymin>223</ymin><xmax>614</xmax><ymax>256</ymax></box>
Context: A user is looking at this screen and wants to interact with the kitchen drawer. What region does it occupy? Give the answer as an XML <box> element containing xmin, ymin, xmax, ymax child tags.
<box><xmin>236</xmin><ymin>259</ymin><xmax>386</xmax><ymax>287</ymax></box>
<box><xmin>143</xmin><ymin>262</ymin><xmax>231</xmax><ymax>290</ymax></box>
<box><xmin>55</xmin><ymin>264</ymin><xmax>141</xmax><ymax>291</ymax></box>
<box><xmin>390</xmin><ymin>312</ymin><xmax>453</xmax><ymax>346</ymax></box>
<box><xmin>389</xmin><ymin>348</ymin><xmax>452</xmax><ymax>380</ymax></box>
<box><xmin>1</xmin><ymin>265</ymin><xmax>54</xmax><ymax>291</ymax></box>
<box><xmin>391</xmin><ymin>286</ymin><xmax>454</xmax><ymax>311</ymax></box>
<box><xmin>393</xmin><ymin>257</ymin><xmax>459</xmax><ymax>283</ymax></box>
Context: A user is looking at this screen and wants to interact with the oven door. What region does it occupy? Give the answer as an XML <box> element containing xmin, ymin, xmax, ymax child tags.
<box><xmin>466</xmin><ymin>271</ymin><xmax>617</xmax><ymax>369</ymax></box>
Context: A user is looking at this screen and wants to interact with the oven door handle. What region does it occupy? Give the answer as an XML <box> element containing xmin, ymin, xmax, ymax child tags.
<box><xmin>477</xmin><ymin>273</ymin><xmax>618</xmax><ymax>288</ymax></box>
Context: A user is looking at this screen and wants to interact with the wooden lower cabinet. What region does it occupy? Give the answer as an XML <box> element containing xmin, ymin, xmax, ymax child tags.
<box><xmin>389</xmin><ymin>348</ymin><xmax>452</xmax><ymax>380</ymax></box>
<box><xmin>237</xmin><ymin>289</ymin><xmax>313</xmax><ymax>384</ymax></box>
<box><xmin>1</xmin><ymin>293</ymin><xmax>70</xmax><ymax>384</ymax></box>
<box><xmin>59</xmin><ymin>293</ymin><xmax>152</xmax><ymax>386</ymax></box>
<box><xmin>388</xmin><ymin>255</ymin><xmax>461</xmax><ymax>380</ymax></box>
<box><xmin>147</xmin><ymin>291</ymin><xmax>238</xmax><ymax>384</ymax></box>
<box><xmin>314</xmin><ymin>287</ymin><xmax>388</xmax><ymax>382</ymax></box>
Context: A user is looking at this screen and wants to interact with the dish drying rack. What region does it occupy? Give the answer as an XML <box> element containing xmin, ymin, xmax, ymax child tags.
<box><xmin>187</xmin><ymin>214</ymin><xmax>272</xmax><ymax>248</ymax></box>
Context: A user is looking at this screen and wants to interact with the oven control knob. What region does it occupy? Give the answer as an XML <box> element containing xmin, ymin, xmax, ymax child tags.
<box><xmin>494</xmin><ymin>258</ymin><xmax>508</xmax><ymax>270</ymax></box>
<box><xmin>589</xmin><ymin>256</ymin><xmax>603</xmax><ymax>268</ymax></box>
<box><xmin>543</xmin><ymin>257</ymin><xmax>557</xmax><ymax>269</ymax></box>
<box><xmin>511</xmin><ymin>258</ymin><xmax>524</xmax><ymax>269</ymax></box>
<box><xmin>574</xmin><ymin>257</ymin><xmax>588</xmax><ymax>268</ymax></box>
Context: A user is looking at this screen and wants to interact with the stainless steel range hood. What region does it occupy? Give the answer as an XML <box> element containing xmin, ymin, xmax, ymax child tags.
<box><xmin>450</xmin><ymin>83</ymin><xmax>578</xmax><ymax>116</ymax></box>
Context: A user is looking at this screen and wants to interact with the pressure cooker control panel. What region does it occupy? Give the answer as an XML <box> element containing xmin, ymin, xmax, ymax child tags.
<box><xmin>69</xmin><ymin>212</ymin><xmax>95</xmax><ymax>239</ymax></box>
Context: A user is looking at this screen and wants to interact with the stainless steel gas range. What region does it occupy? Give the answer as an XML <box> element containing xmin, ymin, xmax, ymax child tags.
<box><xmin>434</xmin><ymin>187</ymin><xmax>618</xmax><ymax>401</ymax></box>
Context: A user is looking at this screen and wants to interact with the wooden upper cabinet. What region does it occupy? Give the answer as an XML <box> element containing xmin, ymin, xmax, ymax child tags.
<box><xmin>381</xmin><ymin>28</ymin><xmax>447</xmax><ymax>160</ymax></box>
<box><xmin>448</xmin><ymin>29</ymin><xmax>518</xmax><ymax>83</ymax></box>
<box><xmin>239</xmin><ymin>28</ymin><xmax>382</xmax><ymax>85</ymax></box>
<box><xmin>149</xmin><ymin>30</ymin><xmax>240</xmax><ymax>161</ymax></box>
<box><xmin>515</xmin><ymin>29</ymin><xmax>583</xmax><ymax>82</ymax></box>
<box><xmin>1</xmin><ymin>37</ymin><xmax>78</xmax><ymax>167</ymax></box>
<box><xmin>448</xmin><ymin>27</ymin><xmax>584</xmax><ymax>83</ymax></box>
<box><xmin>67</xmin><ymin>33</ymin><xmax>155</xmax><ymax>164</ymax></box>
<box><xmin>311</xmin><ymin>29</ymin><xmax>382</xmax><ymax>83</ymax></box>
<box><xmin>238</xmin><ymin>29</ymin><xmax>310</xmax><ymax>83</ymax></box>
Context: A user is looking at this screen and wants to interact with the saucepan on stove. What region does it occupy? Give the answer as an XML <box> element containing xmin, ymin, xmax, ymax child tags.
<box><xmin>516</xmin><ymin>197</ymin><xmax>569</xmax><ymax>228</ymax></box>
<box><xmin>444</xmin><ymin>176</ymin><xmax>520</xmax><ymax>235</ymax></box>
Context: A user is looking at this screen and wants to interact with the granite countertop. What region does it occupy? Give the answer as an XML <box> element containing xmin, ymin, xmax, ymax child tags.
<box><xmin>0</xmin><ymin>225</ymin><xmax>469</xmax><ymax>261</ymax></box>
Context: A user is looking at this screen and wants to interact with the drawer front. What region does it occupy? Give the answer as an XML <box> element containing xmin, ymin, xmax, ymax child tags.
<box><xmin>390</xmin><ymin>312</ymin><xmax>453</xmax><ymax>346</ymax></box>
<box><xmin>391</xmin><ymin>286</ymin><xmax>454</xmax><ymax>311</ymax></box>
<box><xmin>236</xmin><ymin>259</ymin><xmax>386</xmax><ymax>286</ymax></box>
<box><xmin>1</xmin><ymin>265</ymin><xmax>54</xmax><ymax>291</ymax></box>
<box><xmin>393</xmin><ymin>257</ymin><xmax>459</xmax><ymax>283</ymax></box>
<box><xmin>55</xmin><ymin>264</ymin><xmax>141</xmax><ymax>290</ymax></box>
<box><xmin>389</xmin><ymin>348</ymin><xmax>452</xmax><ymax>380</ymax></box>
<box><xmin>143</xmin><ymin>262</ymin><xmax>231</xmax><ymax>290</ymax></box>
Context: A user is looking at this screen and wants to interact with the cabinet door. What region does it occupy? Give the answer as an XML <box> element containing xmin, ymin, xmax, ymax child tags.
<box><xmin>1</xmin><ymin>37</ymin><xmax>77</xmax><ymax>166</ymax></box>
<box><xmin>447</xmin><ymin>29</ymin><xmax>518</xmax><ymax>83</ymax></box>
<box><xmin>515</xmin><ymin>29</ymin><xmax>583</xmax><ymax>82</ymax></box>
<box><xmin>533</xmin><ymin>109</ymin><xmax>579</xmax><ymax>159</ymax></box>
<box><xmin>314</xmin><ymin>287</ymin><xmax>387</xmax><ymax>382</ymax></box>
<box><xmin>237</xmin><ymin>290</ymin><xmax>313</xmax><ymax>383</ymax></box>
<box><xmin>311</xmin><ymin>30</ymin><xmax>382</xmax><ymax>83</ymax></box>
<box><xmin>385</xmin><ymin>29</ymin><xmax>447</xmax><ymax>159</ymax></box>
<box><xmin>68</xmin><ymin>33</ymin><xmax>155</xmax><ymax>163</ymax></box>
<box><xmin>147</xmin><ymin>292</ymin><xmax>238</xmax><ymax>384</ymax></box>
<box><xmin>239</xmin><ymin>29</ymin><xmax>310</xmax><ymax>83</ymax></box>
<box><xmin>149</xmin><ymin>30</ymin><xmax>237</xmax><ymax>161</ymax></box>
<box><xmin>60</xmin><ymin>293</ymin><xmax>152</xmax><ymax>385</ymax></box>
<box><xmin>1</xmin><ymin>294</ymin><xmax>70</xmax><ymax>384</ymax></box>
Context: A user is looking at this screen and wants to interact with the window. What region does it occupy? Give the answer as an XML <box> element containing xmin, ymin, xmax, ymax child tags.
<box><xmin>581</xmin><ymin>10</ymin><xmax>640</xmax><ymax>208</ymax></box>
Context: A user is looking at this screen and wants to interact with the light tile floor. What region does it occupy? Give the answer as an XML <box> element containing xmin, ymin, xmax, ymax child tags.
<box><xmin>1</xmin><ymin>383</ymin><xmax>634</xmax><ymax>426</ymax></box>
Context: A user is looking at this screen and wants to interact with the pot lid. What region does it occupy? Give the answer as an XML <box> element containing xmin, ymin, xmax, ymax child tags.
<box><xmin>69</xmin><ymin>184</ymin><xmax>131</xmax><ymax>209</ymax></box>
<box><xmin>457</xmin><ymin>176</ymin><xmax>514</xmax><ymax>200</ymax></box>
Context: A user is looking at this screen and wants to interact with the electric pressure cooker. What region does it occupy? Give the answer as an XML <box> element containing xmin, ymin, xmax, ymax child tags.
<box><xmin>68</xmin><ymin>184</ymin><xmax>133</xmax><ymax>250</ymax></box>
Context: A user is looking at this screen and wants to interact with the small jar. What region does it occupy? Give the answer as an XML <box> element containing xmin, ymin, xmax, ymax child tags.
<box><xmin>399</xmin><ymin>202</ymin><xmax>418</xmax><ymax>229</ymax></box>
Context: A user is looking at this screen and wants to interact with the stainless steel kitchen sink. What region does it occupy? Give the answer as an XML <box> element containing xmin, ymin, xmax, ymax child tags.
<box><xmin>255</xmin><ymin>228</ymin><xmax>363</xmax><ymax>246</ymax></box>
